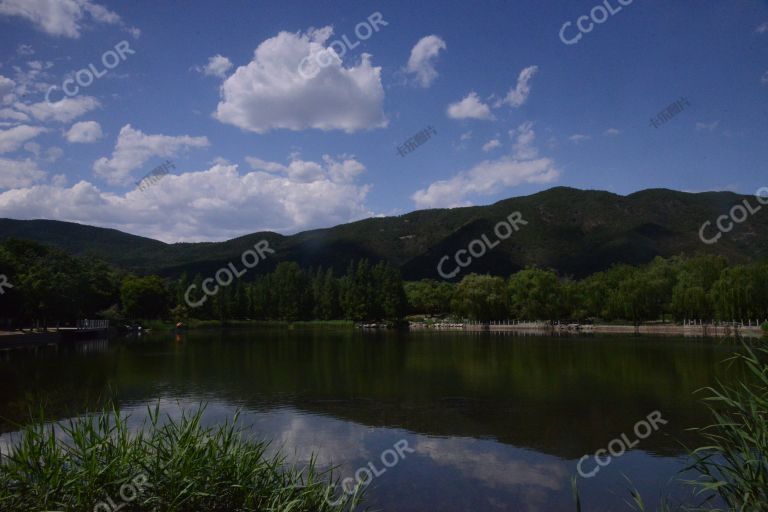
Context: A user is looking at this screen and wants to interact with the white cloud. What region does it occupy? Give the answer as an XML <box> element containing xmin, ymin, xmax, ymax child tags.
<box><xmin>603</xmin><ymin>128</ymin><xmax>621</xmax><ymax>136</ymax></box>
<box><xmin>511</xmin><ymin>121</ymin><xmax>538</xmax><ymax>159</ymax></box>
<box><xmin>0</xmin><ymin>162</ymin><xmax>374</xmax><ymax>242</ymax></box>
<box><xmin>0</xmin><ymin>157</ymin><xmax>46</xmax><ymax>188</ymax></box>
<box><xmin>245</xmin><ymin>153</ymin><xmax>365</xmax><ymax>185</ymax></box>
<box><xmin>15</xmin><ymin>96</ymin><xmax>99</xmax><ymax>123</ymax></box>
<box><xmin>214</xmin><ymin>28</ymin><xmax>386</xmax><ymax>133</ymax></box>
<box><xmin>412</xmin><ymin>122</ymin><xmax>558</xmax><ymax>209</ymax></box>
<box><xmin>196</xmin><ymin>54</ymin><xmax>233</xmax><ymax>79</ymax></box>
<box><xmin>411</xmin><ymin>156</ymin><xmax>559</xmax><ymax>209</ymax></box>
<box><xmin>447</xmin><ymin>92</ymin><xmax>493</xmax><ymax>120</ymax></box>
<box><xmin>0</xmin><ymin>75</ymin><xmax>15</xmax><ymax>98</ymax></box>
<box><xmin>23</xmin><ymin>142</ymin><xmax>61</xmax><ymax>162</ymax></box>
<box><xmin>405</xmin><ymin>35</ymin><xmax>446</xmax><ymax>88</ymax></box>
<box><xmin>0</xmin><ymin>0</ymin><xmax>138</xmax><ymax>39</ymax></box>
<box><xmin>0</xmin><ymin>124</ymin><xmax>47</xmax><ymax>153</ymax></box>
<box><xmin>568</xmin><ymin>133</ymin><xmax>591</xmax><ymax>144</ymax></box>
<box><xmin>93</xmin><ymin>124</ymin><xmax>209</xmax><ymax>185</ymax></box>
<box><xmin>16</xmin><ymin>44</ymin><xmax>34</xmax><ymax>56</ymax></box>
<box><xmin>695</xmin><ymin>121</ymin><xmax>719</xmax><ymax>131</ymax></box>
<box><xmin>322</xmin><ymin>154</ymin><xmax>365</xmax><ymax>183</ymax></box>
<box><xmin>482</xmin><ymin>139</ymin><xmax>500</xmax><ymax>152</ymax></box>
<box><xmin>503</xmin><ymin>65</ymin><xmax>538</xmax><ymax>108</ymax></box>
<box><xmin>460</xmin><ymin>131</ymin><xmax>472</xmax><ymax>141</ymax></box>
<box><xmin>44</xmin><ymin>146</ymin><xmax>63</xmax><ymax>162</ymax></box>
<box><xmin>761</xmin><ymin>71</ymin><xmax>768</xmax><ymax>85</ymax></box>
<box><xmin>757</xmin><ymin>22</ymin><xmax>768</xmax><ymax>33</ymax></box>
<box><xmin>64</xmin><ymin>120</ymin><xmax>102</xmax><ymax>143</ymax></box>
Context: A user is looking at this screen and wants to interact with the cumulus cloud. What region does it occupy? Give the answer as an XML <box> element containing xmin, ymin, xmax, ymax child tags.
<box><xmin>447</xmin><ymin>92</ymin><xmax>493</xmax><ymax>120</ymax></box>
<box><xmin>196</xmin><ymin>54</ymin><xmax>233</xmax><ymax>79</ymax></box>
<box><xmin>412</xmin><ymin>122</ymin><xmax>558</xmax><ymax>209</ymax></box>
<box><xmin>0</xmin><ymin>162</ymin><xmax>374</xmax><ymax>242</ymax></box>
<box><xmin>214</xmin><ymin>28</ymin><xmax>386</xmax><ymax>133</ymax></box>
<box><xmin>15</xmin><ymin>96</ymin><xmax>100</xmax><ymax>123</ymax></box>
<box><xmin>503</xmin><ymin>65</ymin><xmax>538</xmax><ymax>108</ymax></box>
<box><xmin>93</xmin><ymin>124</ymin><xmax>209</xmax><ymax>185</ymax></box>
<box><xmin>603</xmin><ymin>128</ymin><xmax>621</xmax><ymax>136</ymax></box>
<box><xmin>0</xmin><ymin>157</ymin><xmax>46</xmax><ymax>188</ymax></box>
<box><xmin>757</xmin><ymin>22</ymin><xmax>768</xmax><ymax>33</ymax></box>
<box><xmin>64</xmin><ymin>120</ymin><xmax>102</xmax><ymax>142</ymax></box>
<box><xmin>0</xmin><ymin>124</ymin><xmax>47</xmax><ymax>153</ymax></box>
<box><xmin>405</xmin><ymin>35</ymin><xmax>446</xmax><ymax>87</ymax></box>
<box><xmin>761</xmin><ymin>71</ymin><xmax>768</xmax><ymax>85</ymax></box>
<box><xmin>482</xmin><ymin>139</ymin><xmax>500</xmax><ymax>152</ymax></box>
<box><xmin>0</xmin><ymin>0</ymin><xmax>139</xmax><ymax>39</ymax></box>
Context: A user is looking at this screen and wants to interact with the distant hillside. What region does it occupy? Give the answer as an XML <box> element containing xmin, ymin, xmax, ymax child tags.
<box><xmin>1</xmin><ymin>187</ymin><xmax>766</xmax><ymax>279</ymax></box>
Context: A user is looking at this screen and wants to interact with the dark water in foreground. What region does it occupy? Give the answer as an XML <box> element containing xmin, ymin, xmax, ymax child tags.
<box><xmin>0</xmin><ymin>329</ymin><xmax>744</xmax><ymax>511</ymax></box>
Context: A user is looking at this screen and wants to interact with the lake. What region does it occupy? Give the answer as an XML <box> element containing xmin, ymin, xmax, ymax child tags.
<box><xmin>0</xmin><ymin>329</ymin><xmax>743</xmax><ymax>511</ymax></box>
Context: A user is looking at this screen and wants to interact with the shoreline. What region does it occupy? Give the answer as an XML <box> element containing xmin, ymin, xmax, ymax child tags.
<box><xmin>409</xmin><ymin>321</ymin><xmax>766</xmax><ymax>338</ymax></box>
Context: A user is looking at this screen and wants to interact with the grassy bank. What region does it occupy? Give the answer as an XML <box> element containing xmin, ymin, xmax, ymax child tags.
<box><xmin>0</xmin><ymin>405</ymin><xmax>361</xmax><ymax>511</ymax></box>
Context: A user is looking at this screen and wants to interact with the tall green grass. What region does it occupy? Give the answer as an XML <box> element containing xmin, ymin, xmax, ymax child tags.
<box><xmin>0</xmin><ymin>404</ymin><xmax>362</xmax><ymax>511</ymax></box>
<box><xmin>684</xmin><ymin>344</ymin><xmax>768</xmax><ymax>511</ymax></box>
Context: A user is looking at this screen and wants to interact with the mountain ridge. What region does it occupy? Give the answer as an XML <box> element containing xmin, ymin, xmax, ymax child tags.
<box><xmin>1</xmin><ymin>186</ymin><xmax>766</xmax><ymax>280</ymax></box>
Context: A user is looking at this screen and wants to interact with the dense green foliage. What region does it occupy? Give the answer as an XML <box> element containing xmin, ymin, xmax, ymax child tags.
<box><xmin>2</xmin><ymin>239</ymin><xmax>767</xmax><ymax>325</ymax></box>
<box><xmin>0</xmin><ymin>239</ymin><xmax>123</xmax><ymax>327</ymax></box>
<box><xmin>180</xmin><ymin>259</ymin><xmax>407</xmax><ymax>322</ymax></box>
<box><xmin>0</xmin><ymin>240</ymin><xmax>406</xmax><ymax>325</ymax></box>
<box><xmin>406</xmin><ymin>255</ymin><xmax>768</xmax><ymax>322</ymax></box>
<box><xmin>0</xmin><ymin>404</ymin><xmax>359</xmax><ymax>511</ymax></box>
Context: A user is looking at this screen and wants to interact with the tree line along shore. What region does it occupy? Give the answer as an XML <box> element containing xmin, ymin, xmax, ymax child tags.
<box><xmin>1</xmin><ymin>239</ymin><xmax>767</xmax><ymax>332</ymax></box>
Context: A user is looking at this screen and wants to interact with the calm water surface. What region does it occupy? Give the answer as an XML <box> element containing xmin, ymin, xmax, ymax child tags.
<box><xmin>0</xmin><ymin>329</ymin><xmax>743</xmax><ymax>511</ymax></box>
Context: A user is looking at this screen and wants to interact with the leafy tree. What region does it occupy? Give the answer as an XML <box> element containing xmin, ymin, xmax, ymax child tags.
<box><xmin>507</xmin><ymin>268</ymin><xmax>562</xmax><ymax>320</ymax></box>
<box><xmin>120</xmin><ymin>275</ymin><xmax>169</xmax><ymax>319</ymax></box>
<box><xmin>451</xmin><ymin>274</ymin><xmax>507</xmax><ymax>321</ymax></box>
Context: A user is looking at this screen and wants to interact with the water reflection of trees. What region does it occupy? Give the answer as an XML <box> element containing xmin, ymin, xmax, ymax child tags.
<box><xmin>0</xmin><ymin>330</ymin><xmax>743</xmax><ymax>458</ymax></box>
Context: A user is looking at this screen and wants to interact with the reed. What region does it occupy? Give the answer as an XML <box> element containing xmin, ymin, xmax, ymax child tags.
<box><xmin>0</xmin><ymin>404</ymin><xmax>362</xmax><ymax>511</ymax></box>
<box><xmin>684</xmin><ymin>344</ymin><xmax>768</xmax><ymax>511</ymax></box>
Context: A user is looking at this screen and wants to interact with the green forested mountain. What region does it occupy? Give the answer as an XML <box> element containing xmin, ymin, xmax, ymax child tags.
<box><xmin>1</xmin><ymin>187</ymin><xmax>766</xmax><ymax>280</ymax></box>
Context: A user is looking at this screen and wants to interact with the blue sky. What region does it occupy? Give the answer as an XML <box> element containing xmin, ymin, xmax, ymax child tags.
<box><xmin>0</xmin><ymin>0</ymin><xmax>766</xmax><ymax>242</ymax></box>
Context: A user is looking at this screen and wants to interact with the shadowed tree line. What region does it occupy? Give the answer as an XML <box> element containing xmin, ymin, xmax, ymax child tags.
<box><xmin>1</xmin><ymin>240</ymin><xmax>766</xmax><ymax>326</ymax></box>
<box><xmin>0</xmin><ymin>240</ymin><xmax>406</xmax><ymax>326</ymax></box>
